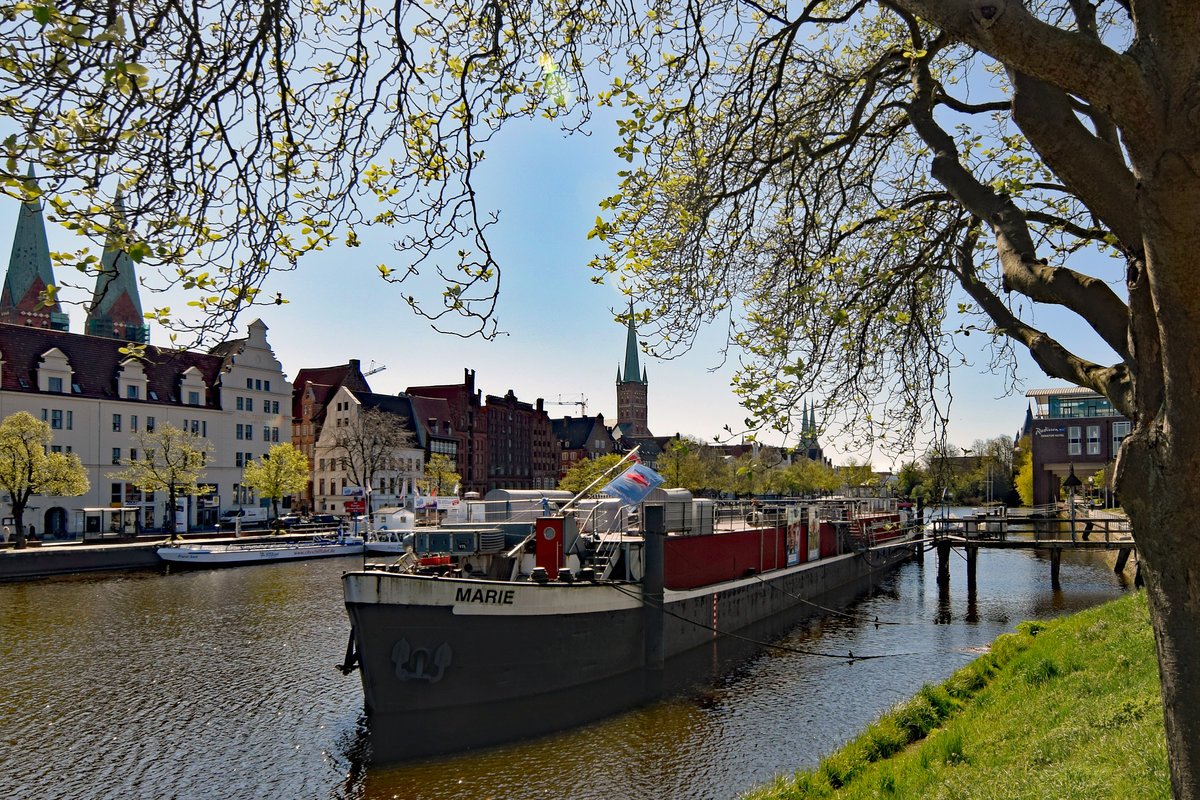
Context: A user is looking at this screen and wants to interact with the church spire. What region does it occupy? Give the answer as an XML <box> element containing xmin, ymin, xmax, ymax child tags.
<box><xmin>621</xmin><ymin>301</ymin><xmax>644</xmax><ymax>385</ymax></box>
<box><xmin>615</xmin><ymin>301</ymin><xmax>652</xmax><ymax>438</ymax></box>
<box><xmin>1</xmin><ymin>166</ymin><xmax>69</xmax><ymax>330</ymax></box>
<box><xmin>85</xmin><ymin>195</ymin><xmax>148</xmax><ymax>343</ymax></box>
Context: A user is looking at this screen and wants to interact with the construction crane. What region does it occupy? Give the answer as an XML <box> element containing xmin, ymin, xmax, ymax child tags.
<box><xmin>545</xmin><ymin>394</ymin><xmax>588</xmax><ymax>414</ymax></box>
<box><xmin>365</xmin><ymin>360</ymin><xmax>386</xmax><ymax>376</ymax></box>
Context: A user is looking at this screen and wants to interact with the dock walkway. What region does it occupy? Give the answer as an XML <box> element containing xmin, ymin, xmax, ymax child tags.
<box><xmin>924</xmin><ymin>505</ymin><xmax>1137</xmax><ymax>589</ymax></box>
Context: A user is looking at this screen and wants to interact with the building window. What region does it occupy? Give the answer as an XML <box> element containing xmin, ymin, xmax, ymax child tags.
<box><xmin>146</xmin><ymin>416</ymin><xmax>155</xmax><ymax>432</ymax></box>
<box><xmin>202</xmin><ymin>421</ymin><xmax>207</xmax><ymax>437</ymax></box>
<box><xmin>255</xmin><ymin>379</ymin><xmax>262</xmax><ymax>390</ymax></box>
<box><xmin>264</xmin><ymin>380</ymin><xmax>270</xmax><ymax>392</ymax></box>
<box><xmin>1087</xmin><ymin>425</ymin><xmax>1101</xmax><ymax>455</ymax></box>
<box><xmin>246</xmin><ymin>398</ymin><xmax>254</xmax><ymax>412</ymax></box>
<box><xmin>1112</xmin><ymin>421</ymin><xmax>1132</xmax><ymax>453</ymax></box>
<box><xmin>112</xmin><ymin>414</ymin><xmax>121</xmax><ymax>432</ymax></box>
<box><xmin>66</xmin><ymin>410</ymin><xmax>72</xmax><ymax>430</ymax></box>
<box><xmin>272</xmin><ymin>400</ymin><xmax>280</xmax><ymax>414</ymax></box>
<box><xmin>131</xmin><ymin>415</ymin><xmax>138</xmax><ymax>432</ymax></box>
<box><xmin>188</xmin><ymin>390</ymin><xmax>201</xmax><ymax>406</ymax></box>
<box><xmin>236</xmin><ymin>452</ymin><xmax>244</xmax><ymax>468</ymax></box>
<box><xmin>236</xmin><ymin>424</ymin><xmax>244</xmax><ymax>440</ymax></box>
<box><xmin>48</xmin><ymin>376</ymin><xmax>62</xmax><ymax>393</ymax></box>
<box><xmin>111</xmin><ymin>483</ymin><xmax>122</xmax><ymax>504</ymax></box>
<box><xmin>246</xmin><ymin>378</ymin><xmax>253</xmax><ymax>389</ymax></box>
<box><xmin>50</xmin><ymin>445</ymin><xmax>61</xmax><ymax>453</ymax></box>
<box><xmin>237</xmin><ymin>397</ymin><xmax>244</xmax><ymax>411</ymax></box>
<box><xmin>263</xmin><ymin>425</ymin><xmax>270</xmax><ymax>442</ymax></box>
<box><xmin>190</xmin><ymin>420</ymin><xmax>200</xmax><ymax>435</ymax></box>
<box><xmin>1067</xmin><ymin>426</ymin><xmax>1082</xmax><ymax>456</ymax></box>
<box><xmin>130</xmin><ymin>448</ymin><xmax>138</xmax><ymax>461</ymax></box>
<box><xmin>112</xmin><ymin>447</ymin><xmax>122</xmax><ymax>465</ymax></box>
<box><xmin>50</xmin><ymin>409</ymin><xmax>63</xmax><ymax>429</ymax></box>
<box><xmin>245</xmin><ymin>426</ymin><xmax>253</xmax><ymax>441</ymax></box>
<box><xmin>319</xmin><ymin>478</ymin><xmax>325</xmax><ymax>495</ymax></box>
<box><xmin>127</xmin><ymin>385</ymin><xmax>139</xmax><ymax>399</ymax></box>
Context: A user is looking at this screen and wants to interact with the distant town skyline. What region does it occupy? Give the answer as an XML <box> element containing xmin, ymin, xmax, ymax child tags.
<box><xmin>0</xmin><ymin>117</ymin><xmax>1069</xmax><ymax>467</ymax></box>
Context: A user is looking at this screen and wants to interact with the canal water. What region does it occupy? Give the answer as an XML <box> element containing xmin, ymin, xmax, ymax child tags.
<box><xmin>0</xmin><ymin>524</ymin><xmax>1134</xmax><ymax>800</ymax></box>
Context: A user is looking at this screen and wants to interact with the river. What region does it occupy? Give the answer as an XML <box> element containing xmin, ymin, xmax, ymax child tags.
<box><xmin>0</xmin><ymin>519</ymin><xmax>1133</xmax><ymax>800</ymax></box>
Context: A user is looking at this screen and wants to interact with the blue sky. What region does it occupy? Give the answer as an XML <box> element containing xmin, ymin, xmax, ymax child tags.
<box><xmin>0</xmin><ymin>110</ymin><xmax>1114</xmax><ymax>469</ymax></box>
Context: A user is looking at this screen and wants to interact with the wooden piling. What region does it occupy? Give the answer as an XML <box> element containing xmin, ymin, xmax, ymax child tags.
<box><xmin>1114</xmin><ymin>546</ymin><xmax>1132</xmax><ymax>574</ymax></box>
<box><xmin>937</xmin><ymin>541</ymin><xmax>951</xmax><ymax>586</ymax></box>
<box><xmin>1050</xmin><ymin>548</ymin><xmax>1062</xmax><ymax>590</ymax></box>
<box><xmin>966</xmin><ymin>545</ymin><xmax>978</xmax><ymax>594</ymax></box>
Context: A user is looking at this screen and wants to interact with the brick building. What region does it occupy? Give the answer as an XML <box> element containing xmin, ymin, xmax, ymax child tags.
<box><xmin>1024</xmin><ymin>386</ymin><xmax>1132</xmax><ymax>506</ymax></box>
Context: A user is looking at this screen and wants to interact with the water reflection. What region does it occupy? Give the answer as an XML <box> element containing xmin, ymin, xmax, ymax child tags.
<box><xmin>0</xmin><ymin>533</ymin><xmax>1131</xmax><ymax>800</ymax></box>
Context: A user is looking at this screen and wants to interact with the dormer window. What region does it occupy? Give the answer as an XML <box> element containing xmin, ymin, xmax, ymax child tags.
<box><xmin>48</xmin><ymin>377</ymin><xmax>62</xmax><ymax>393</ymax></box>
<box><xmin>127</xmin><ymin>385</ymin><xmax>139</xmax><ymax>400</ymax></box>
<box><xmin>188</xmin><ymin>390</ymin><xmax>201</xmax><ymax>406</ymax></box>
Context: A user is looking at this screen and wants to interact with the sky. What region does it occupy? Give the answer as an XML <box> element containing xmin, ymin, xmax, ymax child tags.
<box><xmin>0</xmin><ymin>114</ymin><xmax>1105</xmax><ymax>470</ymax></box>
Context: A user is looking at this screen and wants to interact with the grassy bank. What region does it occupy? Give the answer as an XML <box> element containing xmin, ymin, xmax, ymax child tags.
<box><xmin>745</xmin><ymin>591</ymin><xmax>1169</xmax><ymax>800</ymax></box>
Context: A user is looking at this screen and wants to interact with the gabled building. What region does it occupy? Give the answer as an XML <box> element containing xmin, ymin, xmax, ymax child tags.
<box><xmin>311</xmin><ymin>388</ymin><xmax>460</xmax><ymax>515</ymax></box>
<box><xmin>0</xmin><ymin>190</ymin><xmax>290</xmax><ymax>535</ymax></box>
<box><xmin>0</xmin><ymin>319</ymin><xmax>291</xmax><ymax>535</ymax></box>
<box><xmin>551</xmin><ymin>413</ymin><xmax>617</xmax><ymax>480</ymax></box>
<box><xmin>290</xmin><ymin>360</ymin><xmax>372</xmax><ymax>513</ymax></box>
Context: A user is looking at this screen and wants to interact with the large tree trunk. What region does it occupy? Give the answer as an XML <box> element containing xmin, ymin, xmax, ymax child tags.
<box><xmin>11</xmin><ymin>505</ymin><xmax>26</xmax><ymax>549</ymax></box>
<box><xmin>1119</xmin><ymin>430</ymin><xmax>1200</xmax><ymax>800</ymax></box>
<box><xmin>1120</xmin><ymin>120</ymin><xmax>1200</xmax><ymax>798</ymax></box>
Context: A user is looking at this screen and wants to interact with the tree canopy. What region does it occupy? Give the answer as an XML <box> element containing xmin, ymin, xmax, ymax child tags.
<box><xmin>109</xmin><ymin>422</ymin><xmax>211</xmax><ymax>538</ymax></box>
<box><xmin>0</xmin><ymin>411</ymin><xmax>88</xmax><ymax>547</ymax></box>
<box><xmin>242</xmin><ymin>443</ymin><xmax>309</xmax><ymax>525</ymax></box>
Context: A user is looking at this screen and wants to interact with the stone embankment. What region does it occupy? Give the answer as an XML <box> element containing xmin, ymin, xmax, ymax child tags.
<box><xmin>0</xmin><ymin>533</ymin><xmax>314</xmax><ymax>581</ymax></box>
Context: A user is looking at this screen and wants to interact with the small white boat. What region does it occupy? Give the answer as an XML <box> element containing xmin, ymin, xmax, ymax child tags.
<box><xmin>365</xmin><ymin>530</ymin><xmax>411</xmax><ymax>555</ymax></box>
<box><xmin>157</xmin><ymin>535</ymin><xmax>365</xmax><ymax>566</ymax></box>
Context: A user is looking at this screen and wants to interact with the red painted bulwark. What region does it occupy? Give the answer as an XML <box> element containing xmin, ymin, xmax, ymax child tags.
<box><xmin>819</xmin><ymin>522</ymin><xmax>838</xmax><ymax>559</ymax></box>
<box><xmin>664</xmin><ymin>527</ymin><xmax>787</xmax><ymax>590</ymax></box>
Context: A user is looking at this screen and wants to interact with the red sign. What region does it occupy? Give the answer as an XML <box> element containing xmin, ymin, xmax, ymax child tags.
<box><xmin>344</xmin><ymin>500</ymin><xmax>365</xmax><ymax>513</ymax></box>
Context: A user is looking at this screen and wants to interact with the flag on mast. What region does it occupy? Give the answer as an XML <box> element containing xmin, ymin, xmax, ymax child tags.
<box><xmin>601</xmin><ymin>462</ymin><xmax>665</xmax><ymax>507</ymax></box>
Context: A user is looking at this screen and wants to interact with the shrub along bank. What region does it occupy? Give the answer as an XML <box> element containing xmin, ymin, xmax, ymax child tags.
<box><xmin>745</xmin><ymin>591</ymin><xmax>1169</xmax><ymax>800</ymax></box>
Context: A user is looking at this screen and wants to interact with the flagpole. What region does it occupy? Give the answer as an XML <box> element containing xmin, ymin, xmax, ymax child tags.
<box><xmin>559</xmin><ymin>446</ymin><xmax>641</xmax><ymax>515</ymax></box>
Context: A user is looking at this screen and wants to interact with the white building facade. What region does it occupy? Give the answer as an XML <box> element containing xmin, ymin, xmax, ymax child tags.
<box><xmin>312</xmin><ymin>386</ymin><xmax>424</xmax><ymax>517</ymax></box>
<box><xmin>0</xmin><ymin>319</ymin><xmax>292</xmax><ymax>536</ymax></box>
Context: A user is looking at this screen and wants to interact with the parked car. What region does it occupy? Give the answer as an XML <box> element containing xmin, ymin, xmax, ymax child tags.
<box><xmin>218</xmin><ymin>507</ymin><xmax>268</xmax><ymax>530</ymax></box>
<box><xmin>272</xmin><ymin>514</ymin><xmax>304</xmax><ymax>529</ymax></box>
<box><xmin>305</xmin><ymin>514</ymin><xmax>339</xmax><ymax>528</ymax></box>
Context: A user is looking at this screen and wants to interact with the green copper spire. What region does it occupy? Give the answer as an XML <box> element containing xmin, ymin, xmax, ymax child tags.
<box><xmin>2</xmin><ymin>166</ymin><xmax>68</xmax><ymax>330</ymax></box>
<box><xmin>86</xmin><ymin>195</ymin><xmax>147</xmax><ymax>342</ymax></box>
<box><xmin>621</xmin><ymin>302</ymin><xmax>644</xmax><ymax>384</ymax></box>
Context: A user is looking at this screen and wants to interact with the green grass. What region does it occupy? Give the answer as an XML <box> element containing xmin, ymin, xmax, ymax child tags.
<box><xmin>744</xmin><ymin>592</ymin><xmax>1169</xmax><ymax>800</ymax></box>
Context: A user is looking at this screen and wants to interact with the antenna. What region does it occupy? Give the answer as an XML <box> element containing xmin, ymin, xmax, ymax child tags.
<box><xmin>365</xmin><ymin>361</ymin><xmax>387</xmax><ymax>376</ymax></box>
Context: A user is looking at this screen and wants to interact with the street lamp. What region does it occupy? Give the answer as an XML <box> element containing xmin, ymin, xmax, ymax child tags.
<box><xmin>1063</xmin><ymin>464</ymin><xmax>1082</xmax><ymax>542</ymax></box>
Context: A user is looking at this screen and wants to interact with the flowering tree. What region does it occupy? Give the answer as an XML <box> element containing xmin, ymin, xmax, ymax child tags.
<box><xmin>0</xmin><ymin>412</ymin><xmax>88</xmax><ymax>548</ymax></box>
<box><xmin>242</xmin><ymin>444</ymin><xmax>310</xmax><ymax>528</ymax></box>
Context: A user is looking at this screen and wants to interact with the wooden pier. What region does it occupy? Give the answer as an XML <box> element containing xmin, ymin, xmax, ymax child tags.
<box><xmin>923</xmin><ymin>506</ymin><xmax>1137</xmax><ymax>590</ymax></box>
